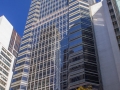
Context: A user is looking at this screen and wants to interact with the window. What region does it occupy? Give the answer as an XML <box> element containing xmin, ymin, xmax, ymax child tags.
<box><xmin>1</xmin><ymin>52</ymin><xmax>11</xmax><ymax>62</ymax></box>
<box><xmin>69</xmin><ymin>13</ymin><xmax>80</xmax><ymax>19</ymax></box>
<box><xmin>70</xmin><ymin>74</ymin><xmax>84</xmax><ymax>83</ymax></box>
<box><xmin>69</xmin><ymin>38</ymin><xmax>82</xmax><ymax>47</ymax></box>
<box><xmin>69</xmin><ymin>45</ymin><xmax>83</xmax><ymax>54</ymax></box>
<box><xmin>10</xmin><ymin>85</ymin><xmax>20</xmax><ymax>90</ymax></box>
<box><xmin>69</xmin><ymin>55</ymin><xmax>83</xmax><ymax>63</ymax></box>
<box><xmin>85</xmin><ymin>74</ymin><xmax>99</xmax><ymax>84</ymax></box>
<box><xmin>69</xmin><ymin>64</ymin><xmax>84</xmax><ymax>72</ymax></box>
<box><xmin>69</xmin><ymin>18</ymin><xmax>81</xmax><ymax>25</ymax></box>
<box><xmin>69</xmin><ymin>31</ymin><xmax>82</xmax><ymax>40</ymax></box>
<box><xmin>12</xmin><ymin>77</ymin><xmax>22</xmax><ymax>83</ymax></box>
<box><xmin>14</xmin><ymin>69</ymin><xmax>23</xmax><ymax>75</ymax></box>
<box><xmin>0</xmin><ymin>67</ymin><xmax>8</xmax><ymax>76</ymax></box>
<box><xmin>69</xmin><ymin>24</ymin><xmax>81</xmax><ymax>33</ymax></box>
<box><xmin>0</xmin><ymin>55</ymin><xmax>10</xmax><ymax>67</ymax></box>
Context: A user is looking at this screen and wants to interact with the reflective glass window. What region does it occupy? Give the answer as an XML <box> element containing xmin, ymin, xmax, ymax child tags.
<box><xmin>69</xmin><ymin>3</ymin><xmax>79</xmax><ymax>8</ymax></box>
<box><xmin>22</xmin><ymin>36</ymin><xmax>30</xmax><ymax>41</ymax></box>
<box><xmin>69</xmin><ymin>45</ymin><xmax>83</xmax><ymax>54</ymax></box>
<box><xmin>60</xmin><ymin>45</ymin><xmax>68</xmax><ymax>54</ymax></box>
<box><xmin>22</xmin><ymin>77</ymin><xmax>28</xmax><ymax>81</ymax></box>
<box><xmin>15</xmin><ymin>61</ymin><xmax>25</xmax><ymax>67</ymax></box>
<box><xmin>81</xmin><ymin>23</ymin><xmax>91</xmax><ymax>29</ymax></box>
<box><xmin>69</xmin><ymin>38</ymin><xmax>82</xmax><ymax>47</ymax></box>
<box><xmin>81</xmin><ymin>18</ymin><xmax>91</xmax><ymax>25</ymax></box>
<box><xmin>60</xmin><ymin>38</ymin><xmax>68</xmax><ymax>47</ymax></box>
<box><xmin>69</xmin><ymin>8</ymin><xmax>79</xmax><ymax>14</ymax></box>
<box><xmin>21</xmin><ymin>42</ymin><xmax>29</xmax><ymax>47</ymax></box>
<box><xmin>69</xmin><ymin>18</ymin><xmax>81</xmax><ymax>25</ymax></box>
<box><xmin>69</xmin><ymin>13</ymin><xmax>80</xmax><ymax>19</ymax></box>
<box><xmin>24</xmin><ymin>69</ymin><xmax>29</xmax><ymax>73</ymax></box>
<box><xmin>69</xmin><ymin>24</ymin><xmax>81</xmax><ymax>33</ymax></box>
<box><xmin>20</xmin><ymin>85</ymin><xmax>26</xmax><ymax>90</ymax></box>
<box><xmin>69</xmin><ymin>31</ymin><xmax>82</xmax><ymax>40</ymax></box>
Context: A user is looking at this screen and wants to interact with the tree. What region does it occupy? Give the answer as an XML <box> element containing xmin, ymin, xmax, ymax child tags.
<box><xmin>76</xmin><ymin>86</ymin><xmax>92</xmax><ymax>90</ymax></box>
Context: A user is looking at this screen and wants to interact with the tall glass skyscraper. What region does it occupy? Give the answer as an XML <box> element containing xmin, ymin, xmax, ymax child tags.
<box><xmin>10</xmin><ymin>0</ymin><xmax>102</xmax><ymax>90</ymax></box>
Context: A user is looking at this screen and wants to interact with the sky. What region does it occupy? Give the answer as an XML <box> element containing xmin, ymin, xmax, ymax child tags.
<box><xmin>0</xmin><ymin>0</ymin><xmax>100</xmax><ymax>37</ymax></box>
<box><xmin>0</xmin><ymin>0</ymin><xmax>31</xmax><ymax>37</ymax></box>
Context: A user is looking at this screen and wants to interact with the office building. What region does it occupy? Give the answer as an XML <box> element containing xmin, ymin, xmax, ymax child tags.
<box><xmin>10</xmin><ymin>0</ymin><xmax>102</xmax><ymax>90</ymax></box>
<box><xmin>8</xmin><ymin>30</ymin><xmax>21</xmax><ymax>58</ymax></box>
<box><xmin>0</xmin><ymin>15</ymin><xmax>21</xmax><ymax>90</ymax></box>
<box><xmin>90</xmin><ymin>0</ymin><xmax>120</xmax><ymax>90</ymax></box>
<box><xmin>0</xmin><ymin>15</ymin><xmax>21</xmax><ymax>58</ymax></box>
<box><xmin>106</xmin><ymin>0</ymin><xmax>120</xmax><ymax>48</ymax></box>
<box><xmin>0</xmin><ymin>43</ymin><xmax>15</xmax><ymax>90</ymax></box>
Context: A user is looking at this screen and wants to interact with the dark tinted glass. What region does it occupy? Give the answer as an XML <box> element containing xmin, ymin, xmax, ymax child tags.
<box><xmin>69</xmin><ymin>45</ymin><xmax>83</xmax><ymax>54</ymax></box>
<box><xmin>69</xmin><ymin>38</ymin><xmax>82</xmax><ymax>47</ymax></box>
<box><xmin>69</xmin><ymin>31</ymin><xmax>82</xmax><ymax>40</ymax></box>
<box><xmin>69</xmin><ymin>24</ymin><xmax>81</xmax><ymax>33</ymax></box>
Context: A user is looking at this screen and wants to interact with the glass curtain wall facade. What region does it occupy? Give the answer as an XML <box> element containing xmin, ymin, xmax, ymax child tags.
<box><xmin>62</xmin><ymin>0</ymin><xmax>102</xmax><ymax>90</ymax></box>
<box><xmin>10</xmin><ymin>0</ymin><xmax>102</xmax><ymax>90</ymax></box>
<box><xmin>11</xmin><ymin>0</ymin><xmax>68</xmax><ymax>90</ymax></box>
<box><xmin>10</xmin><ymin>0</ymin><xmax>41</xmax><ymax>89</ymax></box>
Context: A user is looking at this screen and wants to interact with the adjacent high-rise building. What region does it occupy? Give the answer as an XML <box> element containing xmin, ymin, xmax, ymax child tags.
<box><xmin>90</xmin><ymin>0</ymin><xmax>120</xmax><ymax>90</ymax></box>
<box><xmin>0</xmin><ymin>15</ymin><xmax>21</xmax><ymax>90</ymax></box>
<box><xmin>61</xmin><ymin>0</ymin><xmax>102</xmax><ymax>90</ymax></box>
<box><xmin>0</xmin><ymin>43</ymin><xmax>15</xmax><ymax>90</ymax></box>
<box><xmin>8</xmin><ymin>29</ymin><xmax>21</xmax><ymax>58</ymax></box>
<box><xmin>10</xmin><ymin>0</ymin><xmax>102</xmax><ymax>90</ymax></box>
<box><xmin>0</xmin><ymin>16</ymin><xmax>21</xmax><ymax>57</ymax></box>
<box><xmin>106</xmin><ymin>0</ymin><xmax>120</xmax><ymax>48</ymax></box>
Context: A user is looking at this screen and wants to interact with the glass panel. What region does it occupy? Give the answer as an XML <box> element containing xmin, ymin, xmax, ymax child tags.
<box><xmin>69</xmin><ymin>13</ymin><xmax>80</xmax><ymax>19</ymax></box>
<box><xmin>22</xmin><ymin>77</ymin><xmax>28</xmax><ymax>81</ymax></box>
<box><xmin>69</xmin><ymin>18</ymin><xmax>81</xmax><ymax>26</ymax></box>
<box><xmin>69</xmin><ymin>31</ymin><xmax>82</xmax><ymax>40</ymax></box>
<box><xmin>69</xmin><ymin>38</ymin><xmax>82</xmax><ymax>47</ymax></box>
<box><xmin>60</xmin><ymin>38</ymin><xmax>68</xmax><ymax>47</ymax></box>
<box><xmin>60</xmin><ymin>45</ymin><xmax>68</xmax><ymax>54</ymax></box>
<box><xmin>69</xmin><ymin>8</ymin><xmax>79</xmax><ymax>14</ymax></box>
<box><xmin>69</xmin><ymin>45</ymin><xmax>83</xmax><ymax>54</ymax></box>
<box><xmin>69</xmin><ymin>3</ymin><xmax>79</xmax><ymax>8</ymax></box>
<box><xmin>69</xmin><ymin>24</ymin><xmax>81</xmax><ymax>33</ymax></box>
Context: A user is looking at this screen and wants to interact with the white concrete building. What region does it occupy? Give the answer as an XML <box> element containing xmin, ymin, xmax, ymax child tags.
<box><xmin>90</xmin><ymin>0</ymin><xmax>120</xmax><ymax>90</ymax></box>
<box><xmin>0</xmin><ymin>43</ymin><xmax>15</xmax><ymax>90</ymax></box>
<box><xmin>0</xmin><ymin>16</ymin><xmax>13</xmax><ymax>49</ymax></box>
<box><xmin>0</xmin><ymin>15</ymin><xmax>21</xmax><ymax>58</ymax></box>
<box><xmin>0</xmin><ymin>16</ymin><xmax>21</xmax><ymax>90</ymax></box>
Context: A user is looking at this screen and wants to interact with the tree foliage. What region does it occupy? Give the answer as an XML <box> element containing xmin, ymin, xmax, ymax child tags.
<box><xmin>76</xmin><ymin>86</ymin><xmax>92</xmax><ymax>90</ymax></box>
